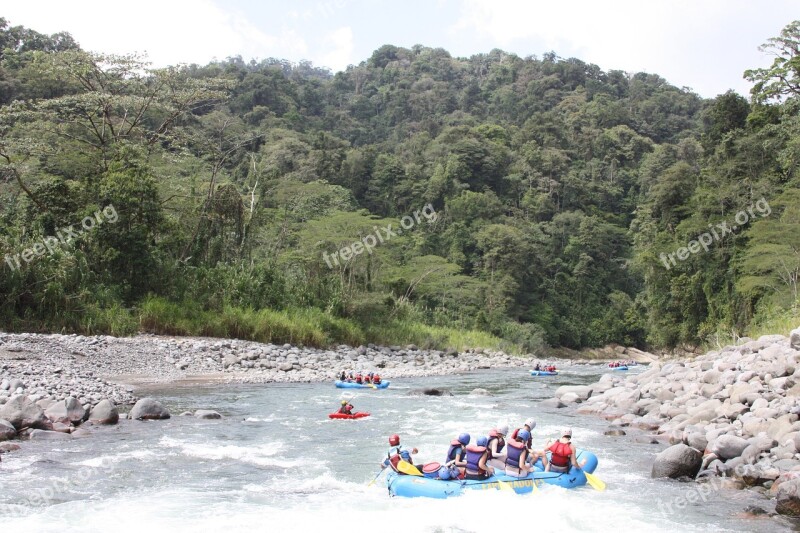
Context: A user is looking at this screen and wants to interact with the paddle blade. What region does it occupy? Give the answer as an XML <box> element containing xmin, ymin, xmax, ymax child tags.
<box><xmin>496</xmin><ymin>479</ymin><xmax>513</xmax><ymax>491</ymax></box>
<box><xmin>585</xmin><ymin>472</ymin><xmax>606</xmax><ymax>491</ymax></box>
<box><xmin>397</xmin><ymin>460</ymin><xmax>423</xmax><ymax>476</ymax></box>
<box><xmin>367</xmin><ymin>468</ymin><xmax>385</xmax><ymax>487</ymax></box>
<box><xmin>370</xmin><ymin>383</ymin><xmax>377</xmax><ymax>389</ymax></box>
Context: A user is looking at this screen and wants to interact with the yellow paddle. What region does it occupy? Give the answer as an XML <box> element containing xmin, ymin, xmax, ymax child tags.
<box><xmin>584</xmin><ymin>471</ymin><xmax>606</xmax><ymax>491</ymax></box>
<box><xmin>367</xmin><ymin>468</ymin><xmax>386</xmax><ymax>487</ymax></box>
<box><xmin>397</xmin><ymin>460</ymin><xmax>423</xmax><ymax>476</ymax></box>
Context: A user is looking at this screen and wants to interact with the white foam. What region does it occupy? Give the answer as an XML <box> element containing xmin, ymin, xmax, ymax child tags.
<box><xmin>158</xmin><ymin>436</ymin><xmax>301</xmax><ymax>468</ymax></box>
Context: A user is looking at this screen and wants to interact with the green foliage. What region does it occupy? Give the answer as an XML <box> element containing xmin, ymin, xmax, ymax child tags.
<box><xmin>2</xmin><ymin>18</ymin><xmax>799</xmax><ymax>353</ymax></box>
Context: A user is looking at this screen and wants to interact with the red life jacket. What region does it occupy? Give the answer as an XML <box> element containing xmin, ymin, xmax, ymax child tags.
<box><xmin>488</xmin><ymin>430</ymin><xmax>505</xmax><ymax>454</ymax></box>
<box><xmin>374</xmin><ymin>375</ymin><xmax>381</xmax><ymax>384</ymax></box>
<box><xmin>355</xmin><ymin>374</ymin><xmax>362</xmax><ymax>383</ymax></box>
<box><xmin>548</xmin><ymin>441</ymin><xmax>572</xmax><ymax>467</ymax></box>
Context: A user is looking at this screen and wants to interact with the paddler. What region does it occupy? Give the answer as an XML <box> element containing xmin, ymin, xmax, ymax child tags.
<box><xmin>381</xmin><ymin>434</ymin><xmax>419</xmax><ymax>473</ymax></box>
<box><xmin>338</xmin><ymin>400</ymin><xmax>354</xmax><ymax>415</ymax></box>
<box><xmin>486</xmin><ymin>422</ymin><xmax>508</xmax><ymax>469</ymax></box>
<box><xmin>544</xmin><ymin>429</ymin><xmax>584</xmax><ymax>473</ymax></box>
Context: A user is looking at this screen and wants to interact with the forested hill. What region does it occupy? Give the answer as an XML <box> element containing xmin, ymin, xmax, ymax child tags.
<box><xmin>1</xmin><ymin>18</ymin><xmax>798</xmax><ymax>353</ymax></box>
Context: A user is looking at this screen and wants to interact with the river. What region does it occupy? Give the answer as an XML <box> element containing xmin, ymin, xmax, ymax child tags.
<box><xmin>0</xmin><ymin>366</ymin><xmax>790</xmax><ymax>532</ymax></box>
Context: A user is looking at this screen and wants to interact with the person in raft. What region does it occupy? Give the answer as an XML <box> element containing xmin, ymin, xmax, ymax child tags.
<box><xmin>486</xmin><ymin>422</ymin><xmax>508</xmax><ymax>470</ymax></box>
<box><xmin>373</xmin><ymin>373</ymin><xmax>382</xmax><ymax>385</ymax></box>
<box><xmin>545</xmin><ymin>429</ymin><xmax>584</xmax><ymax>473</ymax></box>
<box><xmin>464</xmin><ymin>436</ymin><xmax>495</xmax><ymax>480</ymax></box>
<box><xmin>445</xmin><ymin>433</ymin><xmax>470</xmax><ymax>477</ymax></box>
<box><xmin>534</xmin><ymin>363</ymin><xmax>541</xmax><ymax>371</ymax></box>
<box><xmin>339</xmin><ymin>370</ymin><xmax>347</xmax><ymax>381</ymax></box>
<box><xmin>338</xmin><ymin>400</ymin><xmax>354</xmax><ymax>415</ymax></box>
<box><xmin>381</xmin><ymin>434</ymin><xmax>419</xmax><ymax>473</ymax></box>
<box><xmin>504</xmin><ymin>429</ymin><xmax>534</xmax><ymax>477</ymax></box>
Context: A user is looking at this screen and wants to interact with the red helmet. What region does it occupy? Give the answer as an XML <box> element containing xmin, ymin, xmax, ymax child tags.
<box><xmin>389</xmin><ymin>434</ymin><xmax>400</xmax><ymax>446</ymax></box>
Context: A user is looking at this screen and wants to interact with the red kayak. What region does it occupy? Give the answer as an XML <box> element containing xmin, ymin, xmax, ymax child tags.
<box><xmin>328</xmin><ymin>412</ymin><xmax>370</xmax><ymax>420</ymax></box>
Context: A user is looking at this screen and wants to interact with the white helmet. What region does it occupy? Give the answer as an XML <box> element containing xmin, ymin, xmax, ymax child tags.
<box><xmin>524</xmin><ymin>418</ymin><xmax>536</xmax><ymax>430</ymax></box>
<box><xmin>496</xmin><ymin>423</ymin><xmax>509</xmax><ymax>436</ymax></box>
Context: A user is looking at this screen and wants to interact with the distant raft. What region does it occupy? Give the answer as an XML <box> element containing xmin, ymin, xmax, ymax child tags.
<box><xmin>610</xmin><ymin>366</ymin><xmax>629</xmax><ymax>371</ymax></box>
<box><xmin>530</xmin><ymin>370</ymin><xmax>558</xmax><ymax>376</ymax></box>
<box><xmin>386</xmin><ymin>450</ymin><xmax>599</xmax><ymax>498</ymax></box>
<box><xmin>328</xmin><ymin>412</ymin><xmax>370</xmax><ymax>420</ymax></box>
<box><xmin>334</xmin><ymin>380</ymin><xmax>390</xmax><ymax>389</ymax></box>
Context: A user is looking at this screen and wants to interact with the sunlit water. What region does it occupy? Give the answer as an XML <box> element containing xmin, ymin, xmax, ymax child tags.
<box><xmin>0</xmin><ymin>366</ymin><xmax>793</xmax><ymax>532</ymax></box>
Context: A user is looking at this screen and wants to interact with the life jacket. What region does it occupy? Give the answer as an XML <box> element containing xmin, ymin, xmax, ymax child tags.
<box><xmin>488</xmin><ymin>430</ymin><xmax>505</xmax><ymax>454</ymax></box>
<box><xmin>510</xmin><ymin>429</ymin><xmax>532</xmax><ymax>448</ymax></box>
<box><xmin>465</xmin><ymin>444</ymin><xmax>489</xmax><ymax>476</ymax></box>
<box><xmin>446</xmin><ymin>440</ymin><xmax>464</xmax><ymax>463</ymax></box>
<box><xmin>374</xmin><ymin>375</ymin><xmax>381</xmax><ymax>384</ymax></box>
<box><xmin>548</xmin><ymin>441</ymin><xmax>572</xmax><ymax>467</ymax></box>
<box><xmin>338</xmin><ymin>405</ymin><xmax>352</xmax><ymax>414</ymax></box>
<box><xmin>505</xmin><ymin>439</ymin><xmax>526</xmax><ymax>469</ymax></box>
<box><xmin>386</xmin><ymin>446</ymin><xmax>410</xmax><ymax>472</ymax></box>
<box><xmin>355</xmin><ymin>374</ymin><xmax>362</xmax><ymax>383</ymax></box>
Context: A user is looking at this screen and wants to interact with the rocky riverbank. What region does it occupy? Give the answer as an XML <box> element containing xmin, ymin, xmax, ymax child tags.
<box><xmin>0</xmin><ymin>331</ymin><xmax>534</xmax><ymax>454</ymax></box>
<box><xmin>552</xmin><ymin>328</ymin><xmax>800</xmax><ymax>516</ymax></box>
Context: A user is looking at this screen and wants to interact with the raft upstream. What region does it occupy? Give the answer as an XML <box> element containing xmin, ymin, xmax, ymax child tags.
<box><xmin>530</xmin><ymin>370</ymin><xmax>558</xmax><ymax>376</ymax></box>
<box><xmin>386</xmin><ymin>450</ymin><xmax>598</xmax><ymax>498</ymax></box>
<box><xmin>610</xmin><ymin>366</ymin><xmax>629</xmax><ymax>371</ymax></box>
<box><xmin>334</xmin><ymin>380</ymin><xmax>390</xmax><ymax>389</ymax></box>
<box><xmin>328</xmin><ymin>412</ymin><xmax>370</xmax><ymax>419</ymax></box>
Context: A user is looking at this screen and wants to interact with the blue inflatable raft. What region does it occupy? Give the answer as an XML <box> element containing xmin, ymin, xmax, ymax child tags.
<box><xmin>610</xmin><ymin>366</ymin><xmax>628</xmax><ymax>371</ymax></box>
<box><xmin>530</xmin><ymin>370</ymin><xmax>558</xmax><ymax>376</ymax></box>
<box><xmin>386</xmin><ymin>450</ymin><xmax>598</xmax><ymax>498</ymax></box>
<box><xmin>335</xmin><ymin>380</ymin><xmax>390</xmax><ymax>389</ymax></box>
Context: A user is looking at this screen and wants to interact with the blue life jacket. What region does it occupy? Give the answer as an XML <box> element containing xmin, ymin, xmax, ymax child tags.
<box><xmin>446</xmin><ymin>441</ymin><xmax>465</xmax><ymax>463</ymax></box>
<box><xmin>465</xmin><ymin>445</ymin><xmax>489</xmax><ymax>475</ymax></box>
<box><xmin>505</xmin><ymin>439</ymin><xmax>526</xmax><ymax>468</ymax></box>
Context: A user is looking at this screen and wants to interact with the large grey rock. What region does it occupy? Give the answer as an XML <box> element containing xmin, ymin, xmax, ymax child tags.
<box><xmin>0</xmin><ymin>419</ymin><xmax>15</xmax><ymax>441</ymax></box>
<box><xmin>0</xmin><ymin>395</ymin><xmax>48</xmax><ymax>430</ymax></box>
<box><xmin>777</xmin><ymin>478</ymin><xmax>800</xmax><ymax>516</ymax></box>
<box><xmin>709</xmin><ymin>435</ymin><xmax>749</xmax><ymax>460</ymax></box>
<box><xmin>88</xmin><ymin>400</ymin><xmax>119</xmax><ymax>425</ymax></box>
<box><xmin>554</xmin><ymin>385</ymin><xmax>592</xmax><ymax>401</ymax></box>
<box><xmin>194</xmin><ymin>410</ymin><xmax>222</xmax><ymax>420</ymax></box>
<box><xmin>29</xmin><ymin>429</ymin><xmax>71</xmax><ymax>440</ymax></box>
<box><xmin>651</xmin><ymin>443</ymin><xmax>703</xmax><ymax>479</ymax></box>
<box><xmin>129</xmin><ymin>398</ymin><xmax>170</xmax><ymax>421</ymax></box>
<box><xmin>685</xmin><ymin>432</ymin><xmax>708</xmax><ymax>451</ymax></box>
<box><xmin>44</xmin><ymin>397</ymin><xmax>86</xmax><ymax>424</ymax></box>
<box><xmin>790</xmin><ymin>328</ymin><xmax>800</xmax><ymax>351</ymax></box>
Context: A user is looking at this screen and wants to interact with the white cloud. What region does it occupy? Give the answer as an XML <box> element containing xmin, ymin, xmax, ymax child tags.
<box><xmin>3</xmin><ymin>0</ymin><xmax>308</xmax><ymax>66</ymax></box>
<box><xmin>452</xmin><ymin>0</ymin><xmax>794</xmax><ymax>96</ymax></box>
<box><xmin>319</xmin><ymin>26</ymin><xmax>355</xmax><ymax>71</ymax></box>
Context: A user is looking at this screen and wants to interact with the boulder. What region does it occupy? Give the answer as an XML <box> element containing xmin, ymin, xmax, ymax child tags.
<box><xmin>29</xmin><ymin>429</ymin><xmax>71</xmax><ymax>440</ymax></box>
<box><xmin>776</xmin><ymin>478</ymin><xmax>800</xmax><ymax>516</ymax></box>
<box><xmin>554</xmin><ymin>385</ymin><xmax>592</xmax><ymax>401</ymax></box>
<box><xmin>791</xmin><ymin>328</ymin><xmax>800</xmax><ymax>351</ymax></box>
<box><xmin>651</xmin><ymin>443</ymin><xmax>703</xmax><ymax>479</ymax></box>
<box><xmin>88</xmin><ymin>400</ymin><xmax>119</xmax><ymax>425</ymax></box>
<box><xmin>709</xmin><ymin>435</ymin><xmax>750</xmax><ymax>460</ymax></box>
<box><xmin>44</xmin><ymin>397</ymin><xmax>86</xmax><ymax>424</ymax></box>
<box><xmin>469</xmin><ymin>388</ymin><xmax>492</xmax><ymax>396</ymax></box>
<box><xmin>0</xmin><ymin>395</ymin><xmax>48</xmax><ymax>430</ymax></box>
<box><xmin>561</xmin><ymin>392</ymin><xmax>581</xmax><ymax>403</ymax></box>
<box><xmin>194</xmin><ymin>410</ymin><xmax>222</xmax><ymax>420</ymax></box>
<box><xmin>685</xmin><ymin>432</ymin><xmax>708</xmax><ymax>451</ymax></box>
<box><xmin>0</xmin><ymin>419</ymin><xmax>15</xmax><ymax>441</ymax></box>
<box><xmin>129</xmin><ymin>398</ymin><xmax>171</xmax><ymax>421</ymax></box>
<box><xmin>540</xmin><ymin>398</ymin><xmax>566</xmax><ymax>408</ymax></box>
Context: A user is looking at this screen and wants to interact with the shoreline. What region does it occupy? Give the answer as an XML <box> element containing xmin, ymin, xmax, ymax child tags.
<box><xmin>551</xmin><ymin>328</ymin><xmax>800</xmax><ymax>517</ymax></box>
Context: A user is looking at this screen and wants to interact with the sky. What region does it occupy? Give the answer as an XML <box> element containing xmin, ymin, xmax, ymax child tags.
<box><xmin>3</xmin><ymin>0</ymin><xmax>798</xmax><ymax>98</ymax></box>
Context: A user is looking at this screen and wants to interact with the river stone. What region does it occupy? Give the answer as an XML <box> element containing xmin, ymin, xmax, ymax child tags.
<box><xmin>651</xmin><ymin>443</ymin><xmax>703</xmax><ymax>479</ymax></box>
<box><xmin>554</xmin><ymin>385</ymin><xmax>592</xmax><ymax>401</ymax></box>
<box><xmin>791</xmin><ymin>328</ymin><xmax>800</xmax><ymax>351</ymax></box>
<box><xmin>685</xmin><ymin>432</ymin><xmax>708</xmax><ymax>451</ymax></box>
<box><xmin>777</xmin><ymin>478</ymin><xmax>800</xmax><ymax>516</ymax></box>
<box><xmin>540</xmin><ymin>398</ymin><xmax>566</xmax><ymax>408</ymax></box>
<box><xmin>0</xmin><ymin>395</ymin><xmax>48</xmax><ymax>430</ymax></box>
<box><xmin>469</xmin><ymin>388</ymin><xmax>492</xmax><ymax>396</ymax></box>
<box><xmin>88</xmin><ymin>400</ymin><xmax>119</xmax><ymax>425</ymax></box>
<box><xmin>29</xmin><ymin>429</ymin><xmax>71</xmax><ymax>440</ymax></box>
<box><xmin>708</xmin><ymin>435</ymin><xmax>749</xmax><ymax>459</ymax></box>
<box><xmin>0</xmin><ymin>419</ymin><xmax>15</xmax><ymax>441</ymax></box>
<box><xmin>130</xmin><ymin>398</ymin><xmax>170</xmax><ymax>421</ymax></box>
<box><xmin>604</xmin><ymin>429</ymin><xmax>626</xmax><ymax>436</ymax></box>
<box><xmin>0</xmin><ymin>442</ymin><xmax>20</xmax><ymax>453</ymax></box>
<box><xmin>561</xmin><ymin>392</ymin><xmax>581</xmax><ymax>403</ymax></box>
<box><xmin>194</xmin><ymin>410</ymin><xmax>222</xmax><ymax>420</ymax></box>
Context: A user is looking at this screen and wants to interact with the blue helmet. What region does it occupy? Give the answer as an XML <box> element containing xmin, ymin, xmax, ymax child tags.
<box><xmin>518</xmin><ymin>430</ymin><xmax>531</xmax><ymax>442</ymax></box>
<box><xmin>457</xmin><ymin>433</ymin><xmax>471</xmax><ymax>445</ymax></box>
<box><xmin>477</xmin><ymin>436</ymin><xmax>488</xmax><ymax>447</ymax></box>
<box><xmin>439</xmin><ymin>466</ymin><xmax>452</xmax><ymax>480</ymax></box>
